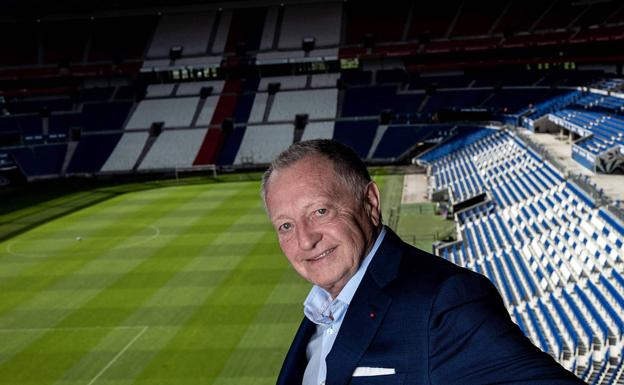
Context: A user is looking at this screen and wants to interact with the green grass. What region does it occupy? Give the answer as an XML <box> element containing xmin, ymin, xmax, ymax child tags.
<box><xmin>0</xmin><ymin>172</ymin><xmax>442</xmax><ymax>385</ymax></box>
<box><xmin>0</xmin><ymin>179</ymin><xmax>307</xmax><ymax>385</ymax></box>
<box><xmin>396</xmin><ymin>203</ymin><xmax>456</xmax><ymax>252</ymax></box>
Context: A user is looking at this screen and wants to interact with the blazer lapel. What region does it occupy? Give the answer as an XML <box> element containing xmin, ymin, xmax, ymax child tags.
<box><xmin>325</xmin><ymin>276</ymin><xmax>392</xmax><ymax>385</ymax></box>
<box><xmin>276</xmin><ymin>317</ymin><xmax>316</xmax><ymax>385</ymax></box>
<box><xmin>324</xmin><ymin>227</ymin><xmax>405</xmax><ymax>385</ymax></box>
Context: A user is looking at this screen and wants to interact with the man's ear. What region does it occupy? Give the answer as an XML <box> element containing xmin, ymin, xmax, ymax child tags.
<box><xmin>364</xmin><ymin>181</ymin><xmax>381</xmax><ymax>226</ymax></box>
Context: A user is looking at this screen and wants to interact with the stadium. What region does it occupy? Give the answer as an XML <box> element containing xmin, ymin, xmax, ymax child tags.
<box><xmin>0</xmin><ymin>0</ymin><xmax>623</xmax><ymax>383</ymax></box>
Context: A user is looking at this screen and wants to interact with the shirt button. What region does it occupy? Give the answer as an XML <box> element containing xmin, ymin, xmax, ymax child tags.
<box><xmin>320</xmin><ymin>381</ymin><xmax>325</xmax><ymax>385</ymax></box>
<box><xmin>327</xmin><ymin>328</ymin><xmax>334</xmax><ymax>335</ymax></box>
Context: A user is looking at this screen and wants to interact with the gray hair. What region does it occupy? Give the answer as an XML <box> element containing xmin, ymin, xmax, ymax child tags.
<box><xmin>261</xmin><ymin>139</ymin><xmax>372</xmax><ymax>205</ymax></box>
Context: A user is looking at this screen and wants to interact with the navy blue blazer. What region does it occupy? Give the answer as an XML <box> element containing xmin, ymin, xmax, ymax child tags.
<box><xmin>276</xmin><ymin>228</ymin><xmax>585</xmax><ymax>385</ymax></box>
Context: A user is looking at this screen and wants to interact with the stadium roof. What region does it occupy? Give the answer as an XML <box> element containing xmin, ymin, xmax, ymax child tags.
<box><xmin>1</xmin><ymin>0</ymin><xmax>328</xmax><ymax>18</ymax></box>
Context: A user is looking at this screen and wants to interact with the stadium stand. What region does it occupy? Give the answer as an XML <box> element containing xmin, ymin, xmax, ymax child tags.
<box><xmin>1</xmin><ymin>2</ymin><xmax>624</xmax><ymax>384</ymax></box>
<box><xmin>100</xmin><ymin>131</ymin><xmax>150</xmax><ymax>172</ymax></box>
<box><xmin>373</xmin><ymin>124</ymin><xmax>454</xmax><ymax>160</ymax></box>
<box><xmin>146</xmin><ymin>13</ymin><xmax>217</xmax><ymax>58</ymax></box>
<box><xmin>10</xmin><ymin>144</ymin><xmax>67</xmax><ymax>178</ymax></box>
<box><xmin>311</xmin><ymin>73</ymin><xmax>340</xmax><ymax>88</ymax></box>
<box><xmin>195</xmin><ymin>96</ymin><xmax>221</xmax><ymax>126</ymax></box>
<box><xmin>258</xmin><ymin>75</ymin><xmax>307</xmax><ymax>91</ymax></box>
<box><xmin>234</xmin><ymin>123</ymin><xmax>294</xmax><ymax>164</ymax></box>
<box><xmin>419</xmin><ymin>128</ymin><xmax>624</xmax><ymax>383</ymax></box>
<box><xmin>247</xmin><ymin>92</ymin><xmax>268</xmax><ymax>124</ymax></box>
<box><xmin>278</xmin><ymin>2</ymin><xmax>341</xmax><ymax>49</ymax></box>
<box><xmin>145</xmin><ymin>84</ymin><xmax>176</xmax><ymax>98</ymax></box>
<box><xmin>138</xmin><ymin>128</ymin><xmax>208</xmax><ymax>170</ymax></box>
<box><xmin>125</xmin><ymin>97</ymin><xmax>200</xmax><ymax>129</ymax></box>
<box><xmin>66</xmin><ymin>133</ymin><xmax>123</xmax><ymax>174</ymax></box>
<box><xmin>301</xmin><ymin>121</ymin><xmax>334</xmax><ymax>141</ymax></box>
<box><xmin>210</xmin><ymin>9</ymin><xmax>233</xmax><ymax>54</ymax></box>
<box><xmin>176</xmin><ymin>80</ymin><xmax>225</xmax><ymax>96</ymax></box>
<box><xmin>268</xmin><ymin>89</ymin><xmax>338</xmax><ymax>121</ymax></box>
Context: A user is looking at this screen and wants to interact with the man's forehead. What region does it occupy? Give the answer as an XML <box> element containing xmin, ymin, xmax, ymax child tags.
<box><xmin>266</xmin><ymin>156</ymin><xmax>348</xmax><ymax>203</ymax></box>
<box><xmin>272</xmin><ymin>155</ymin><xmax>335</xmax><ymax>183</ymax></box>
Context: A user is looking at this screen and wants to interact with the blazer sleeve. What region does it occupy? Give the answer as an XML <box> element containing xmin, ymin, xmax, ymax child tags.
<box><xmin>427</xmin><ymin>271</ymin><xmax>586</xmax><ymax>385</ymax></box>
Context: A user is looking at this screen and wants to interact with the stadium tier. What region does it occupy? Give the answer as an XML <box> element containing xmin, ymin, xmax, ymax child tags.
<box><xmin>4</xmin><ymin>70</ymin><xmax>584</xmax><ymax>178</ymax></box>
<box><xmin>418</xmin><ymin>128</ymin><xmax>624</xmax><ymax>384</ymax></box>
<box><xmin>1</xmin><ymin>0</ymin><xmax>623</xmax><ymax>71</ymax></box>
<box><xmin>1</xmin><ymin>1</ymin><xmax>624</xmax><ymax>384</ymax></box>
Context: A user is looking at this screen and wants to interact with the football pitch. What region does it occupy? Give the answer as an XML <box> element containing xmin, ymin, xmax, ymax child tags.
<box><xmin>0</xmin><ymin>173</ymin><xmax>442</xmax><ymax>385</ymax></box>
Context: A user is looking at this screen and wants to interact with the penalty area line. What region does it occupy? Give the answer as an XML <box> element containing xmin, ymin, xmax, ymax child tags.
<box><xmin>86</xmin><ymin>326</ymin><xmax>148</xmax><ymax>385</ymax></box>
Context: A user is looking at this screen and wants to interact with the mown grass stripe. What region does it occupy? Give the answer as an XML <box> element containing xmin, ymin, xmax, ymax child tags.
<box><xmin>0</xmin><ymin>185</ymin><xmax>222</xmax><ymax>379</ymax></box>
<box><xmin>53</xmin><ymin>183</ymin><xmax>270</xmax><ymax>385</ymax></box>
<box><xmin>130</xmin><ymin>225</ymin><xmax>290</xmax><ymax>384</ymax></box>
<box><xmin>0</xmin><ymin>183</ymin><xmax>262</xmax><ymax>385</ymax></box>
<box><xmin>0</xmin><ymin>172</ymin><xmax>403</xmax><ymax>385</ymax></box>
<box><xmin>0</xmin><ymin>186</ymin><xmax>192</xmax><ymax>317</ymax></box>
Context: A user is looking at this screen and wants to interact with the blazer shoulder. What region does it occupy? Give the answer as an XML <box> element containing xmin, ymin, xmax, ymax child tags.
<box><xmin>399</xmin><ymin>242</ymin><xmax>481</xmax><ymax>286</ymax></box>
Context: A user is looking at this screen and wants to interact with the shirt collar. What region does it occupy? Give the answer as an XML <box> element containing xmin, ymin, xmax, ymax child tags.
<box><xmin>303</xmin><ymin>226</ymin><xmax>387</xmax><ymax>324</ymax></box>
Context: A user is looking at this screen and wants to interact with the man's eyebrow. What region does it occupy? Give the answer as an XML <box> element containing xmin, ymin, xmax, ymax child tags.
<box><xmin>302</xmin><ymin>199</ymin><xmax>332</xmax><ymax>211</ymax></box>
<box><xmin>271</xmin><ymin>200</ymin><xmax>332</xmax><ymax>222</ymax></box>
<box><xmin>271</xmin><ymin>214</ymin><xmax>289</xmax><ymax>222</ymax></box>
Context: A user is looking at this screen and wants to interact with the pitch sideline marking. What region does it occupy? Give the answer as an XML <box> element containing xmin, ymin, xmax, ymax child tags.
<box><xmin>86</xmin><ymin>325</ymin><xmax>148</xmax><ymax>385</ymax></box>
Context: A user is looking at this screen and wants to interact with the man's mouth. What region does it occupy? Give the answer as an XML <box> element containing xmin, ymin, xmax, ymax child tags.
<box><xmin>308</xmin><ymin>247</ymin><xmax>336</xmax><ymax>262</ymax></box>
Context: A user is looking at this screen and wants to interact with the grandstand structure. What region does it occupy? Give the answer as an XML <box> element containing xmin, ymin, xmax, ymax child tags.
<box><xmin>2</xmin><ymin>0</ymin><xmax>624</xmax><ymax>180</ymax></box>
<box><xmin>418</xmin><ymin>128</ymin><xmax>624</xmax><ymax>384</ymax></box>
<box><xmin>1</xmin><ymin>1</ymin><xmax>624</xmax><ymax>384</ymax></box>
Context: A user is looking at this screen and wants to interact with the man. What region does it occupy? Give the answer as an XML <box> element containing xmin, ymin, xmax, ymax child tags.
<box><xmin>262</xmin><ymin>139</ymin><xmax>585</xmax><ymax>385</ymax></box>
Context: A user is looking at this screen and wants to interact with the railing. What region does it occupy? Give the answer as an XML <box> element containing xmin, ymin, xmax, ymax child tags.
<box><xmin>569</xmin><ymin>173</ymin><xmax>624</xmax><ymax>223</ymax></box>
<box><xmin>515</xmin><ymin>130</ymin><xmax>568</xmax><ymax>176</ymax></box>
<box><xmin>514</xmin><ymin>128</ymin><xmax>624</xmax><ymax>224</ymax></box>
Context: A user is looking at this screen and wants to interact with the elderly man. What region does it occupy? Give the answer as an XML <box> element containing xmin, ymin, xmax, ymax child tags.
<box><xmin>262</xmin><ymin>139</ymin><xmax>584</xmax><ymax>385</ymax></box>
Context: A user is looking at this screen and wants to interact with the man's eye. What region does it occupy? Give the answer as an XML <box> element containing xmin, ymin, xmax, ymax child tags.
<box><xmin>316</xmin><ymin>208</ymin><xmax>327</xmax><ymax>215</ymax></box>
<box><xmin>279</xmin><ymin>223</ymin><xmax>292</xmax><ymax>232</ymax></box>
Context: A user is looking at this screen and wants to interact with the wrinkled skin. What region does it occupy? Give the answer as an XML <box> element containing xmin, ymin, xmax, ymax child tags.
<box><xmin>265</xmin><ymin>155</ymin><xmax>381</xmax><ymax>298</ymax></box>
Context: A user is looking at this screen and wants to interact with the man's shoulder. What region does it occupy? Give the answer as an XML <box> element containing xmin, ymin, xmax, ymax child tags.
<box><xmin>389</xmin><ymin>235</ymin><xmax>490</xmax><ymax>296</ymax></box>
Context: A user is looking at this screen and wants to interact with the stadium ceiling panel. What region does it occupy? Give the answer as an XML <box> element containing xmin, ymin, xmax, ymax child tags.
<box><xmin>3</xmin><ymin>0</ymin><xmax>328</xmax><ymax>18</ymax></box>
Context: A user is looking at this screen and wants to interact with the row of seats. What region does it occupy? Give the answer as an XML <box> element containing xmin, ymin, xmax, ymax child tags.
<box><xmin>549</xmin><ymin>109</ymin><xmax>624</xmax><ymax>156</ymax></box>
<box><xmin>6</xmin><ymin>1</ymin><xmax>624</xmax><ymax>70</ymax></box>
<box><xmin>420</xmin><ymin>129</ymin><xmax>624</xmax><ymax>384</ymax></box>
<box><xmin>428</xmin><ymin>131</ymin><xmax>561</xmax><ymax>204</ymax></box>
<box><xmin>0</xmin><ymin>71</ymin><xmax>589</xmax><ymax>146</ymax></box>
<box><xmin>10</xmin><ymin>120</ymin><xmax>471</xmax><ymax>176</ymax></box>
<box><xmin>125</xmin><ymin>77</ymin><xmax>564</xmax><ymax>134</ymax></box>
<box><xmin>520</xmin><ymin>90</ymin><xmax>581</xmax><ymax>127</ymax></box>
<box><xmin>591</xmin><ymin>79</ymin><xmax>624</xmax><ymax>93</ymax></box>
<box><xmin>575</xmin><ymin>93</ymin><xmax>624</xmax><ymax>113</ymax></box>
<box><xmin>2</xmin><ymin>75</ymin><xmax>612</xmax><ymax>177</ymax></box>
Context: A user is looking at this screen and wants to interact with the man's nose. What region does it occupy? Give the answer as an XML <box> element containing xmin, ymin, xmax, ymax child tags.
<box><xmin>296</xmin><ymin>221</ymin><xmax>321</xmax><ymax>250</ymax></box>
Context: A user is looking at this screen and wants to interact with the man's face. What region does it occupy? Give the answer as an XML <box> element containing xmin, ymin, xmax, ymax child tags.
<box><xmin>265</xmin><ymin>155</ymin><xmax>381</xmax><ymax>298</ymax></box>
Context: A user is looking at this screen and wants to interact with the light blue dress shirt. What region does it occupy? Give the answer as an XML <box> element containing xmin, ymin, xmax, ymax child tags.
<box><xmin>301</xmin><ymin>227</ymin><xmax>387</xmax><ymax>385</ymax></box>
